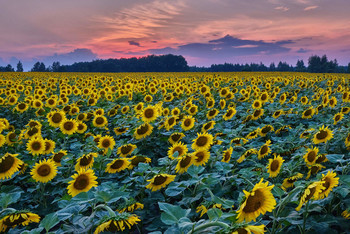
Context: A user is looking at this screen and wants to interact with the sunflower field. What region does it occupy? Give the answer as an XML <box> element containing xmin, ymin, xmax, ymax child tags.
<box><xmin>0</xmin><ymin>72</ymin><xmax>350</xmax><ymax>233</ymax></box>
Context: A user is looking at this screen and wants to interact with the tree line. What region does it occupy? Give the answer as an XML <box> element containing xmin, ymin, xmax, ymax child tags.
<box><xmin>1</xmin><ymin>54</ymin><xmax>350</xmax><ymax>73</ymax></box>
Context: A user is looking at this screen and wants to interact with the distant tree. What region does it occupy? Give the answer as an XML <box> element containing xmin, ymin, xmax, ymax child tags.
<box><xmin>5</xmin><ymin>64</ymin><xmax>14</xmax><ymax>72</ymax></box>
<box><xmin>295</xmin><ymin>59</ymin><xmax>306</xmax><ymax>72</ymax></box>
<box><xmin>348</xmin><ymin>63</ymin><xmax>350</xmax><ymax>73</ymax></box>
<box><xmin>31</xmin><ymin>62</ymin><xmax>46</xmax><ymax>72</ymax></box>
<box><xmin>51</xmin><ymin>61</ymin><xmax>61</xmax><ymax>72</ymax></box>
<box><xmin>277</xmin><ymin>61</ymin><xmax>291</xmax><ymax>71</ymax></box>
<box><xmin>269</xmin><ymin>62</ymin><xmax>276</xmax><ymax>71</ymax></box>
<box><xmin>308</xmin><ymin>55</ymin><xmax>322</xmax><ymax>73</ymax></box>
<box><xmin>16</xmin><ymin>61</ymin><xmax>24</xmax><ymax>72</ymax></box>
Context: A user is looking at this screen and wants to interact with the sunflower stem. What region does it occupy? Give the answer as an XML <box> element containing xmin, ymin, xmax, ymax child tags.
<box><xmin>302</xmin><ymin>200</ymin><xmax>310</xmax><ymax>233</ymax></box>
<box><xmin>0</xmin><ymin>207</ymin><xmax>17</xmax><ymax>215</ymax></box>
<box><xmin>94</xmin><ymin>204</ymin><xmax>116</xmax><ymax>217</ymax></box>
<box><xmin>188</xmin><ymin>221</ymin><xmax>230</xmax><ymax>234</ymax></box>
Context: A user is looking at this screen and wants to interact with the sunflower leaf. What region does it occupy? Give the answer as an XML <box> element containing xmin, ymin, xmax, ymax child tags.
<box><xmin>39</xmin><ymin>212</ymin><xmax>59</xmax><ymax>232</ymax></box>
<box><xmin>158</xmin><ymin>202</ymin><xmax>191</xmax><ymax>225</ymax></box>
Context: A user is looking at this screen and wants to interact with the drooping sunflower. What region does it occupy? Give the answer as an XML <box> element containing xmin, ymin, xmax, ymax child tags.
<box><xmin>164</xmin><ymin>116</ymin><xmax>178</xmax><ymax>131</ymax></box>
<box><xmin>168</xmin><ymin>132</ymin><xmax>185</xmax><ymax>144</ymax></box>
<box><xmin>51</xmin><ymin>150</ymin><xmax>67</xmax><ymax>166</ymax></box>
<box><xmin>175</xmin><ymin>155</ymin><xmax>193</xmax><ymax>174</ymax></box>
<box><xmin>313</xmin><ymin>125</ymin><xmax>333</xmax><ymax>144</ymax></box>
<box><xmin>220</xmin><ymin>99</ymin><xmax>226</xmax><ymax>109</ymax></box>
<box><xmin>168</xmin><ymin>142</ymin><xmax>188</xmax><ymax>160</ymax></box>
<box><xmin>295</xmin><ymin>181</ymin><xmax>324</xmax><ymax>211</ymax></box>
<box><xmin>97</xmin><ymin>135</ymin><xmax>116</xmax><ymax>154</ymax></box>
<box><xmin>114</xmin><ymin>127</ymin><xmax>128</xmax><ymax>135</ymax></box>
<box><xmin>94</xmin><ymin>214</ymin><xmax>140</xmax><ymax>234</ymax></box>
<box><xmin>129</xmin><ymin>155</ymin><xmax>151</xmax><ymax>169</ymax></box>
<box><xmin>117</xmin><ymin>144</ymin><xmax>137</xmax><ymax>157</ymax></box>
<box><xmin>47</xmin><ymin>110</ymin><xmax>66</xmax><ymax>128</ymax></box>
<box><xmin>60</xmin><ymin>119</ymin><xmax>78</xmax><ymax>135</ymax></box>
<box><xmin>252</xmin><ymin>109</ymin><xmax>264</xmax><ymax>120</ymax></box>
<box><xmin>231</xmin><ymin>137</ymin><xmax>248</xmax><ymax>146</ymax></box>
<box><xmin>333</xmin><ymin>112</ymin><xmax>343</xmax><ymax>125</ymax></box>
<box><xmin>222</xmin><ymin>147</ymin><xmax>233</xmax><ymax>163</ymax></box>
<box><xmin>134</xmin><ymin>123</ymin><xmax>153</xmax><ymax>140</ymax></box>
<box><xmin>181</xmin><ymin>115</ymin><xmax>195</xmax><ymax>131</ymax></box>
<box><xmin>301</xmin><ymin>107</ymin><xmax>315</xmax><ymax>119</ymax></box>
<box><xmin>0</xmin><ymin>153</ymin><xmax>23</xmax><ymax>180</ymax></box>
<box><xmin>299</xmin><ymin>128</ymin><xmax>314</xmax><ymax>139</ymax></box>
<box><xmin>0</xmin><ymin>211</ymin><xmax>40</xmax><ymax>232</ymax></box>
<box><xmin>245</xmin><ymin>129</ymin><xmax>260</xmax><ymax>140</ymax></box>
<box><xmin>282</xmin><ymin>173</ymin><xmax>303</xmax><ymax>190</ymax></box>
<box><xmin>191</xmin><ymin>150</ymin><xmax>210</xmax><ymax>166</ymax></box>
<box><xmin>259</xmin><ymin>125</ymin><xmax>274</xmax><ymax>137</ymax></box>
<box><xmin>75</xmin><ymin>153</ymin><xmax>98</xmax><ymax>171</ymax></box>
<box><xmin>272</xmin><ymin>110</ymin><xmax>284</xmax><ymax>119</ymax></box>
<box><xmin>316</xmin><ymin>170</ymin><xmax>339</xmax><ymax>200</ymax></box>
<box><xmin>258</xmin><ymin>140</ymin><xmax>272</xmax><ymax>159</ymax></box>
<box><xmin>201</xmin><ymin>121</ymin><xmax>215</xmax><ymax>132</ymax></box>
<box><xmin>237</xmin><ymin>149</ymin><xmax>258</xmax><ymax>163</ymax></box>
<box><xmin>223</xmin><ymin>107</ymin><xmax>237</xmax><ymax>121</ymax></box>
<box><xmin>306</xmin><ymin>163</ymin><xmax>326</xmax><ymax>180</ymax></box>
<box><xmin>105</xmin><ymin>158</ymin><xmax>130</xmax><ymax>173</ymax></box>
<box><xmin>231</xmin><ymin>224</ymin><xmax>266</xmax><ymax>234</ymax></box>
<box><xmin>141</xmin><ymin>105</ymin><xmax>159</xmax><ymax>123</ymax></box>
<box><xmin>26</xmin><ymin>137</ymin><xmax>46</xmax><ymax>156</ymax></box>
<box><xmin>30</xmin><ymin>159</ymin><xmax>57</xmax><ymax>183</ymax></box>
<box><xmin>303</xmin><ymin>147</ymin><xmax>319</xmax><ymax>165</ymax></box>
<box><xmin>145</xmin><ymin>174</ymin><xmax>176</xmax><ymax>191</ymax></box>
<box><xmin>118</xmin><ymin>201</ymin><xmax>144</xmax><ymax>213</ymax></box>
<box><xmin>267</xmin><ymin>154</ymin><xmax>284</xmax><ymax>178</ymax></box>
<box><xmin>236</xmin><ymin>178</ymin><xmax>276</xmax><ymax>222</ymax></box>
<box><xmin>192</xmin><ymin>132</ymin><xmax>214</xmax><ymax>151</ymax></box>
<box><xmin>67</xmin><ymin>169</ymin><xmax>98</xmax><ymax>197</ymax></box>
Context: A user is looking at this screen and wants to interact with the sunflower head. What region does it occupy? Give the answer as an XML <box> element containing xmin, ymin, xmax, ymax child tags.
<box><xmin>175</xmin><ymin>155</ymin><xmax>193</xmax><ymax>174</ymax></box>
<box><xmin>67</xmin><ymin>169</ymin><xmax>98</xmax><ymax>197</ymax></box>
<box><xmin>75</xmin><ymin>153</ymin><xmax>97</xmax><ymax>171</ymax></box>
<box><xmin>60</xmin><ymin>119</ymin><xmax>78</xmax><ymax>135</ymax></box>
<box><xmin>94</xmin><ymin>214</ymin><xmax>140</xmax><ymax>234</ymax></box>
<box><xmin>258</xmin><ymin>140</ymin><xmax>272</xmax><ymax>159</ymax></box>
<box><xmin>181</xmin><ymin>115</ymin><xmax>195</xmax><ymax>131</ymax></box>
<box><xmin>191</xmin><ymin>132</ymin><xmax>214</xmax><ymax>151</ymax></box>
<box><xmin>117</xmin><ymin>144</ymin><xmax>137</xmax><ymax>157</ymax></box>
<box><xmin>0</xmin><ymin>153</ymin><xmax>23</xmax><ymax>180</ymax></box>
<box><xmin>30</xmin><ymin>159</ymin><xmax>57</xmax><ymax>183</ymax></box>
<box><xmin>168</xmin><ymin>132</ymin><xmax>185</xmax><ymax>145</ymax></box>
<box><xmin>105</xmin><ymin>158</ymin><xmax>130</xmax><ymax>173</ymax></box>
<box><xmin>296</xmin><ymin>181</ymin><xmax>325</xmax><ymax>211</ymax></box>
<box><xmin>267</xmin><ymin>154</ymin><xmax>284</xmax><ymax>178</ymax></box>
<box><xmin>145</xmin><ymin>174</ymin><xmax>176</xmax><ymax>192</ymax></box>
<box><xmin>313</xmin><ymin>125</ymin><xmax>333</xmax><ymax>144</ymax></box>
<box><xmin>303</xmin><ymin>147</ymin><xmax>319</xmax><ymax>165</ymax></box>
<box><xmin>0</xmin><ymin>211</ymin><xmax>40</xmax><ymax>232</ymax></box>
<box><xmin>222</xmin><ymin>147</ymin><xmax>233</xmax><ymax>163</ymax></box>
<box><xmin>134</xmin><ymin>123</ymin><xmax>153</xmax><ymax>140</ymax></box>
<box><xmin>27</xmin><ymin>137</ymin><xmax>46</xmax><ymax>156</ymax></box>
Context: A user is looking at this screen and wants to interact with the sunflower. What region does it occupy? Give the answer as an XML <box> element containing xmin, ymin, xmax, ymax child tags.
<box><xmin>206</xmin><ymin>108</ymin><xmax>219</xmax><ymax>120</ymax></box>
<box><xmin>201</xmin><ymin>121</ymin><xmax>215</xmax><ymax>132</ymax></box>
<box><xmin>345</xmin><ymin>133</ymin><xmax>350</xmax><ymax>148</ymax></box>
<box><xmin>144</xmin><ymin>94</ymin><xmax>153</xmax><ymax>102</ymax></box>
<box><xmin>236</xmin><ymin>178</ymin><xmax>276</xmax><ymax>222</ymax></box>
<box><xmin>94</xmin><ymin>214</ymin><xmax>140</xmax><ymax>234</ymax></box>
<box><xmin>245</xmin><ymin>129</ymin><xmax>260</xmax><ymax>140</ymax></box>
<box><xmin>222</xmin><ymin>147</ymin><xmax>233</xmax><ymax>163</ymax></box>
<box><xmin>47</xmin><ymin>110</ymin><xmax>66</xmax><ymax>128</ymax></box>
<box><xmin>92</xmin><ymin>115</ymin><xmax>108</xmax><ymax>128</ymax></box>
<box><xmin>258</xmin><ymin>140</ymin><xmax>272</xmax><ymax>159</ymax></box>
<box><xmin>237</xmin><ymin>149</ymin><xmax>258</xmax><ymax>163</ymax></box>
<box><xmin>190</xmin><ymin>150</ymin><xmax>210</xmax><ymax>166</ymax></box>
<box><xmin>168</xmin><ymin>132</ymin><xmax>185</xmax><ymax>144</ymax></box>
<box><xmin>301</xmin><ymin>107</ymin><xmax>314</xmax><ymax>119</ymax></box>
<box><xmin>60</xmin><ymin>119</ymin><xmax>78</xmax><ymax>135</ymax></box>
<box><xmin>114</xmin><ymin>127</ymin><xmax>128</xmax><ymax>135</ymax></box>
<box><xmin>145</xmin><ymin>174</ymin><xmax>176</xmax><ymax>191</ymax></box>
<box><xmin>267</xmin><ymin>154</ymin><xmax>284</xmax><ymax>178</ymax></box>
<box><xmin>98</xmin><ymin>135</ymin><xmax>116</xmax><ymax>153</ymax></box>
<box><xmin>342</xmin><ymin>210</ymin><xmax>350</xmax><ymax>220</ymax></box>
<box><xmin>0</xmin><ymin>153</ymin><xmax>23</xmax><ymax>180</ymax></box>
<box><xmin>303</xmin><ymin>147</ymin><xmax>319</xmax><ymax>165</ymax></box>
<box><xmin>341</xmin><ymin>106</ymin><xmax>350</xmax><ymax>114</ymax></box>
<box><xmin>171</xmin><ymin>107</ymin><xmax>181</xmax><ymax>116</ymax></box>
<box><xmin>220</xmin><ymin>99</ymin><xmax>226</xmax><ymax>109</ymax></box>
<box><xmin>282</xmin><ymin>173</ymin><xmax>303</xmax><ymax>190</ymax></box>
<box><xmin>192</xmin><ymin>132</ymin><xmax>214</xmax><ymax>151</ymax></box>
<box><xmin>252</xmin><ymin>99</ymin><xmax>262</xmax><ymax>109</ymax></box>
<box><xmin>30</xmin><ymin>159</ymin><xmax>57</xmax><ymax>183</ymax></box>
<box><xmin>299</xmin><ymin>128</ymin><xmax>314</xmax><ymax>139</ymax></box>
<box><xmin>105</xmin><ymin>158</ymin><xmax>130</xmax><ymax>173</ymax></box>
<box><xmin>313</xmin><ymin>125</ymin><xmax>333</xmax><ymax>144</ymax></box>
<box><xmin>67</xmin><ymin>169</ymin><xmax>98</xmax><ymax>197</ymax></box>
<box><xmin>272</xmin><ymin>110</ymin><xmax>284</xmax><ymax>119</ymax></box>
<box><xmin>295</xmin><ymin>182</ymin><xmax>324</xmax><ymax>211</ymax></box>
<box><xmin>15</xmin><ymin>102</ymin><xmax>29</xmax><ymax>113</ymax></box>
<box><xmin>333</xmin><ymin>112</ymin><xmax>343</xmax><ymax>125</ymax></box>
<box><xmin>316</xmin><ymin>170</ymin><xmax>339</xmax><ymax>200</ymax></box>
<box><xmin>118</xmin><ymin>201</ymin><xmax>144</xmax><ymax>213</ymax></box>
<box><xmin>0</xmin><ymin>211</ymin><xmax>40</xmax><ymax>232</ymax></box>
<box><xmin>129</xmin><ymin>155</ymin><xmax>151</xmax><ymax>169</ymax></box>
<box><xmin>231</xmin><ymin>224</ymin><xmax>266</xmax><ymax>234</ymax></box>
<box><xmin>168</xmin><ymin>142</ymin><xmax>188</xmax><ymax>159</ymax></box>
<box><xmin>306</xmin><ymin>164</ymin><xmax>325</xmax><ymax>180</ymax></box>
<box><xmin>141</xmin><ymin>105</ymin><xmax>159</xmax><ymax>123</ymax></box>
<box><xmin>187</xmin><ymin>105</ymin><xmax>198</xmax><ymax>115</ymax></box>
<box><xmin>75</xmin><ymin>153</ymin><xmax>98</xmax><ymax>171</ymax></box>
<box><xmin>328</xmin><ymin>96</ymin><xmax>337</xmax><ymax>108</ymax></box>
<box><xmin>43</xmin><ymin>139</ymin><xmax>55</xmax><ymax>154</ymax></box>
<box><xmin>121</xmin><ymin>105</ymin><xmax>130</xmax><ymax>114</ymax></box>
<box><xmin>117</xmin><ymin>144</ymin><xmax>137</xmax><ymax>157</ymax></box>
<box><xmin>223</xmin><ymin>107</ymin><xmax>236</xmax><ymax>121</ymax></box>
<box><xmin>259</xmin><ymin>125</ymin><xmax>274</xmax><ymax>137</ymax></box>
<box><xmin>134</xmin><ymin>123</ymin><xmax>153</xmax><ymax>140</ymax></box>
<box><xmin>196</xmin><ymin>204</ymin><xmax>208</xmax><ymax>217</ymax></box>
<box><xmin>27</xmin><ymin>137</ymin><xmax>46</xmax><ymax>156</ymax></box>
<box><xmin>175</xmin><ymin>155</ymin><xmax>193</xmax><ymax>174</ymax></box>
<box><xmin>300</xmin><ymin>96</ymin><xmax>308</xmax><ymax>105</ymax></box>
<box><xmin>51</xmin><ymin>150</ymin><xmax>67</xmax><ymax>166</ymax></box>
<box><xmin>164</xmin><ymin>116</ymin><xmax>178</xmax><ymax>131</ymax></box>
<box><xmin>5</xmin><ymin>131</ymin><xmax>18</xmax><ymax>145</ymax></box>
<box><xmin>181</xmin><ymin>115</ymin><xmax>195</xmax><ymax>131</ymax></box>
<box><xmin>76</xmin><ymin>122</ymin><xmax>88</xmax><ymax>134</ymax></box>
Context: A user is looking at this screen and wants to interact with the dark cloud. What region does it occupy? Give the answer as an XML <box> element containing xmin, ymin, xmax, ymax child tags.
<box><xmin>151</xmin><ymin>41</ymin><xmax>157</xmax><ymax>43</ymax></box>
<box><xmin>42</xmin><ymin>48</ymin><xmax>98</xmax><ymax>65</ymax></box>
<box><xmin>128</xmin><ymin>41</ymin><xmax>141</xmax><ymax>47</ymax></box>
<box><xmin>297</xmin><ymin>48</ymin><xmax>308</xmax><ymax>53</ymax></box>
<box><xmin>149</xmin><ymin>35</ymin><xmax>292</xmax><ymax>59</ymax></box>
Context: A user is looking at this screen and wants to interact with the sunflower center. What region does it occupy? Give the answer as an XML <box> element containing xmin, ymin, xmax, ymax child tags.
<box><xmin>121</xmin><ymin>145</ymin><xmax>132</xmax><ymax>155</ymax></box>
<box><xmin>260</xmin><ymin>145</ymin><xmax>268</xmax><ymax>155</ymax></box>
<box><xmin>310</xmin><ymin>165</ymin><xmax>319</xmax><ymax>174</ymax></box>
<box><xmin>18</xmin><ymin>103</ymin><xmax>26</xmax><ymax>109</ymax></box>
<box><xmin>32</xmin><ymin>142</ymin><xmax>42</xmax><ymax>151</ymax></box>
<box><xmin>196</xmin><ymin>136</ymin><xmax>208</xmax><ymax>147</ymax></box>
<box><xmin>226</xmin><ymin>109</ymin><xmax>233</xmax><ymax>116</ymax></box>
<box><xmin>243</xmin><ymin>190</ymin><xmax>264</xmax><ymax>213</ymax></box>
<box><xmin>307</xmin><ymin>151</ymin><xmax>316</xmax><ymax>162</ymax></box>
<box><xmin>48</xmin><ymin>99</ymin><xmax>55</xmax><ymax>105</ymax></box>
<box><xmin>0</xmin><ymin>155</ymin><xmax>15</xmax><ymax>173</ymax></box>
<box><xmin>64</xmin><ymin>121</ymin><xmax>74</xmax><ymax>131</ymax></box>
<box><xmin>270</xmin><ymin>160</ymin><xmax>280</xmax><ymax>172</ymax></box>
<box><xmin>254</xmin><ymin>102</ymin><xmax>260</xmax><ymax>107</ymax></box>
<box><xmin>102</xmin><ymin>139</ymin><xmax>111</xmax><ymax>148</ymax></box>
<box><xmin>209</xmin><ymin>110</ymin><xmax>217</xmax><ymax>116</ymax></box>
<box><xmin>274</xmin><ymin>111</ymin><xmax>281</xmax><ymax>116</ymax></box>
<box><xmin>172</xmin><ymin>146</ymin><xmax>183</xmax><ymax>156</ymax></box>
<box><xmin>3</xmin><ymin>214</ymin><xmax>27</xmax><ymax>226</ymax></box>
<box><xmin>37</xmin><ymin>164</ymin><xmax>51</xmax><ymax>176</ymax></box>
<box><xmin>180</xmin><ymin>156</ymin><xmax>191</xmax><ymax>168</ymax></box>
<box><xmin>262</xmin><ymin>126</ymin><xmax>271</xmax><ymax>134</ymax></box>
<box><xmin>74</xmin><ymin>174</ymin><xmax>89</xmax><ymax>190</ymax></box>
<box><xmin>316</xmin><ymin>130</ymin><xmax>328</xmax><ymax>140</ymax></box>
<box><xmin>80</xmin><ymin>155</ymin><xmax>93</xmax><ymax>166</ymax></box>
<box><xmin>335</xmin><ymin>115</ymin><xmax>341</xmax><ymax>121</ymax></box>
<box><xmin>321</xmin><ymin>178</ymin><xmax>331</xmax><ymax>192</ymax></box>
<box><xmin>224</xmin><ymin>152</ymin><xmax>230</xmax><ymax>161</ymax></box>
<box><xmin>144</xmin><ymin>109</ymin><xmax>154</xmax><ymax>118</ymax></box>
<box><xmin>153</xmin><ymin>175</ymin><xmax>167</xmax><ymax>185</ymax></box>
<box><xmin>196</xmin><ymin>152</ymin><xmax>205</xmax><ymax>162</ymax></box>
<box><xmin>78</xmin><ymin>124</ymin><xmax>85</xmax><ymax>131</ymax></box>
<box><xmin>236</xmin><ymin>228</ymin><xmax>249</xmax><ymax>234</ymax></box>
<box><xmin>45</xmin><ymin>142</ymin><xmax>52</xmax><ymax>151</ymax></box>
<box><xmin>137</xmin><ymin>124</ymin><xmax>149</xmax><ymax>135</ymax></box>
<box><xmin>9</xmin><ymin>133</ymin><xmax>16</xmax><ymax>142</ymax></box>
<box><xmin>111</xmin><ymin>159</ymin><xmax>124</xmax><ymax>169</ymax></box>
<box><xmin>305</xmin><ymin>186</ymin><xmax>317</xmax><ymax>201</ymax></box>
<box><xmin>95</xmin><ymin>117</ymin><xmax>104</xmax><ymax>125</ymax></box>
<box><xmin>184</xmin><ymin>119</ymin><xmax>192</xmax><ymax>126</ymax></box>
<box><xmin>168</xmin><ymin>117</ymin><xmax>175</xmax><ymax>125</ymax></box>
<box><xmin>189</xmin><ymin>107</ymin><xmax>196</xmax><ymax>113</ymax></box>
<box><xmin>53</xmin><ymin>153</ymin><xmax>64</xmax><ymax>162</ymax></box>
<box><xmin>52</xmin><ymin>113</ymin><xmax>63</xmax><ymax>123</ymax></box>
<box><xmin>304</xmin><ymin>109</ymin><xmax>312</xmax><ymax>116</ymax></box>
<box><xmin>171</xmin><ymin>134</ymin><xmax>181</xmax><ymax>142</ymax></box>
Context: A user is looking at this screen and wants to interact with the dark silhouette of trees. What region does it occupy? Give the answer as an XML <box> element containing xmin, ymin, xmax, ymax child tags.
<box><xmin>295</xmin><ymin>59</ymin><xmax>306</xmax><ymax>72</ymax></box>
<box><xmin>348</xmin><ymin>63</ymin><xmax>350</xmax><ymax>73</ymax></box>
<box><xmin>16</xmin><ymin>61</ymin><xmax>24</xmax><ymax>72</ymax></box>
<box><xmin>31</xmin><ymin>62</ymin><xmax>46</xmax><ymax>72</ymax></box>
<box><xmin>308</xmin><ymin>55</ymin><xmax>338</xmax><ymax>73</ymax></box>
<box><xmin>0</xmin><ymin>64</ymin><xmax>14</xmax><ymax>72</ymax></box>
<box><xmin>269</xmin><ymin>63</ymin><xmax>276</xmax><ymax>71</ymax></box>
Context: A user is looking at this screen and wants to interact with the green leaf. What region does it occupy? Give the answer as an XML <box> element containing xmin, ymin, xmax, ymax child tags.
<box><xmin>165</xmin><ymin>183</ymin><xmax>186</xmax><ymax>197</ymax></box>
<box><xmin>158</xmin><ymin>202</ymin><xmax>191</xmax><ymax>225</ymax></box>
<box><xmin>0</xmin><ymin>191</ymin><xmax>21</xmax><ymax>209</ymax></box>
<box><xmin>326</xmin><ymin>154</ymin><xmax>345</xmax><ymax>163</ymax></box>
<box><xmin>207</xmin><ymin>208</ymin><xmax>223</xmax><ymax>221</ymax></box>
<box><xmin>39</xmin><ymin>213</ymin><xmax>59</xmax><ymax>232</ymax></box>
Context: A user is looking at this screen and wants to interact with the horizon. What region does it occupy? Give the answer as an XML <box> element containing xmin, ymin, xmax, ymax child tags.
<box><xmin>1</xmin><ymin>0</ymin><xmax>350</xmax><ymax>70</ymax></box>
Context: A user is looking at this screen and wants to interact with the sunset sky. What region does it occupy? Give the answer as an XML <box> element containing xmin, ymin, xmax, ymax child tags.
<box><xmin>0</xmin><ymin>0</ymin><xmax>349</xmax><ymax>68</ymax></box>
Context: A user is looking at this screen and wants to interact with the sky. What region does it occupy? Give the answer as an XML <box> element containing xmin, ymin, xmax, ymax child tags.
<box><xmin>0</xmin><ymin>0</ymin><xmax>349</xmax><ymax>70</ymax></box>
